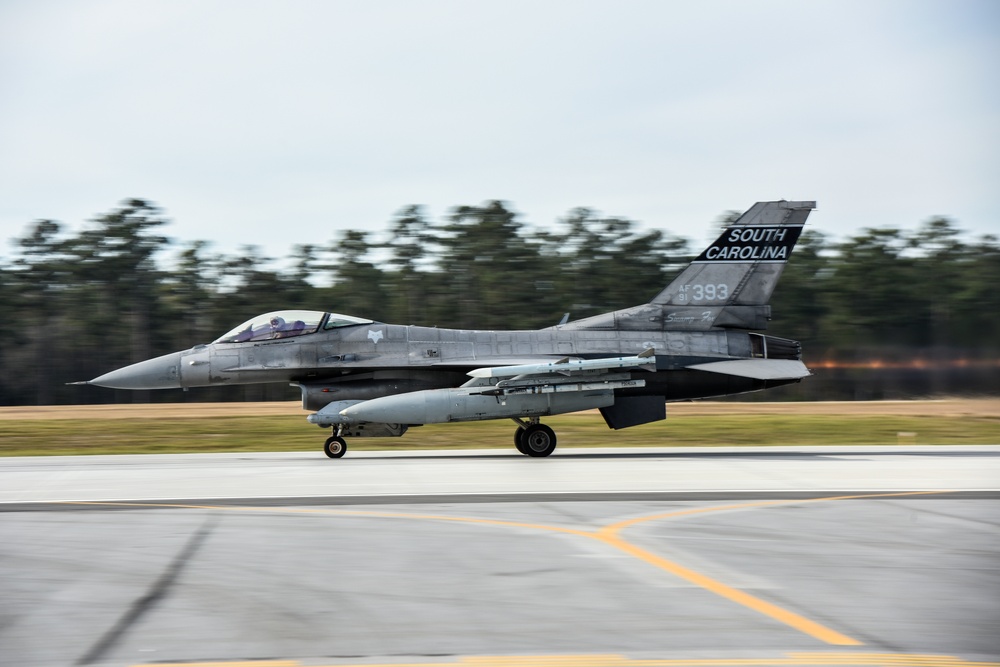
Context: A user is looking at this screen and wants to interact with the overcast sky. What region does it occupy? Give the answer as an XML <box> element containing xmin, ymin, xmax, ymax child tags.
<box><xmin>2</xmin><ymin>0</ymin><xmax>998</xmax><ymax>263</ymax></box>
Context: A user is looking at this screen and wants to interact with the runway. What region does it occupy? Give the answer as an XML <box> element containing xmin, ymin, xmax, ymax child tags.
<box><xmin>3</xmin><ymin>445</ymin><xmax>1000</xmax><ymax>504</ymax></box>
<box><xmin>1</xmin><ymin>446</ymin><xmax>999</xmax><ymax>666</ymax></box>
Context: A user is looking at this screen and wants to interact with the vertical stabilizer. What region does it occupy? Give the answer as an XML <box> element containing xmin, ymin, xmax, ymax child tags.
<box><xmin>558</xmin><ymin>200</ymin><xmax>814</xmax><ymax>332</ymax></box>
<box><xmin>652</xmin><ymin>200</ymin><xmax>814</xmax><ymax>308</ymax></box>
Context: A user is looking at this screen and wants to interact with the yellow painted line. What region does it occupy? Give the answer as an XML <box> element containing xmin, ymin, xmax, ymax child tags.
<box><xmin>598</xmin><ymin>491</ymin><xmax>956</xmax><ymax>536</ymax></box>
<box><xmin>128</xmin><ymin>653</ymin><xmax>1000</xmax><ymax>667</ymax></box>
<box><xmin>597</xmin><ymin>528</ymin><xmax>861</xmax><ymax>646</ymax></box>
<box><xmin>69</xmin><ymin>490</ymin><xmax>954</xmax><ymax>648</ymax></box>
<box><xmin>57</xmin><ymin>501</ymin><xmax>593</xmax><ymax>537</ymax></box>
<box><xmin>309</xmin><ymin>508</ymin><xmax>595</xmax><ymax>538</ymax></box>
<box><xmin>589</xmin><ymin>491</ymin><xmax>953</xmax><ymax>647</ymax></box>
<box><xmin>786</xmin><ymin>655</ymin><xmax>1000</xmax><ymax>667</ymax></box>
<box><xmin>598</xmin><ymin>499</ymin><xmax>792</xmax><ymax>534</ymax></box>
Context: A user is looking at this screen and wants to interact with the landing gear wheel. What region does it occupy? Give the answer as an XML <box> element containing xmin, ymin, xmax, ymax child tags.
<box><xmin>514</xmin><ymin>426</ymin><xmax>527</xmax><ymax>455</ymax></box>
<box><xmin>324</xmin><ymin>435</ymin><xmax>347</xmax><ymax>459</ymax></box>
<box><xmin>521</xmin><ymin>424</ymin><xmax>557</xmax><ymax>458</ymax></box>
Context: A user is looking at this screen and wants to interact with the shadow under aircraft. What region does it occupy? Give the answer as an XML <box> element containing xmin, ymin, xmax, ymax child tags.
<box><xmin>83</xmin><ymin>200</ymin><xmax>815</xmax><ymax>458</ymax></box>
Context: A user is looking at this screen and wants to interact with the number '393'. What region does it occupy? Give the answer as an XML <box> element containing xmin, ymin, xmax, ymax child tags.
<box><xmin>685</xmin><ymin>284</ymin><xmax>729</xmax><ymax>301</ymax></box>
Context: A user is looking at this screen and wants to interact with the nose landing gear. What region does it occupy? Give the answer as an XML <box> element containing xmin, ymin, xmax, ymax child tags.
<box><xmin>324</xmin><ymin>430</ymin><xmax>347</xmax><ymax>458</ymax></box>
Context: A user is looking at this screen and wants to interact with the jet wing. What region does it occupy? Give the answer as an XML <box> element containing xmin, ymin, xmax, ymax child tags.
<box><xmin>686</xmin><ymin>358</ymin><xmax>811</xmax><ymax>380</ymax></box>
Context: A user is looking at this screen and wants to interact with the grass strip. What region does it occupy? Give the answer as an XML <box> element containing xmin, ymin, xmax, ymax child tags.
<box><xmin>1</xmin><ymin>413</ymin><xmax>998</xmax><ymax>456</ymax></box>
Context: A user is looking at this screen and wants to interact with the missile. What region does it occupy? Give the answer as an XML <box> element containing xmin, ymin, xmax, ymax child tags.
<box><xmin>467</xmin><ymin>348</ymin><xmax>656</xmax><ymax>379</ymax></box>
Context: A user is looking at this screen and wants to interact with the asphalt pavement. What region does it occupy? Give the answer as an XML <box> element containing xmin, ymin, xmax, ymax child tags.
<box><xmin>1</xmin><ymin>446</ymin><xmax>998</xmax><ymax>666</ymax></box>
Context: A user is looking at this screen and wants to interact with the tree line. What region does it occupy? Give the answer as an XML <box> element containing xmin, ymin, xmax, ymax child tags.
<box><xmin>1</xmin><ymin>198</ymin><xmax>997</xmax><ymax>406</ymax></box>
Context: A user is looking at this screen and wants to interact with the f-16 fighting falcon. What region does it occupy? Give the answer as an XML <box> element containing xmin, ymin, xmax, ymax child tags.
<box><xmin>83</xmin><ymin>200</ymin><xmax>815</xmax><ymax>458</ymax></box>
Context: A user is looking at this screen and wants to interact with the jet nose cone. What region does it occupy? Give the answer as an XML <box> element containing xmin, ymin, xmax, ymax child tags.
<box><xmin>89</xmin><ymin>351</ymin><xmax>184</xmax><ymax>390</ymax></box>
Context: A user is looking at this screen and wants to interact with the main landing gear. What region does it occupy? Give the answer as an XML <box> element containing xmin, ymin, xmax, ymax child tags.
<box><xmin>512</xmin><ymin>418</ymin><xmax>557</xmax><ymax>457</ymax></box>
<box><xmin>322</xmin><ymin>421</ymin><xmax>558</xmax><ymax>459</ymax></box>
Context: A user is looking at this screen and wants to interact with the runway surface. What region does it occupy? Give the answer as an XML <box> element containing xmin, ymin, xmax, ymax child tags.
<box><xmin>1</xmin><ymin>446</ymin><xmax>999</xmax><ymax>667</ymax></box>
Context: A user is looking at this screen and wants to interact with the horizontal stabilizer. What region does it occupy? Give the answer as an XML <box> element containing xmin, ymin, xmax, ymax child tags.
<box><xmin>468</xmin><ymin>350</ymin><xmax>655</xmax><ymax>379</ymax></box>
<box><xmin>686</xmin><ymin>359</ymin><xmax>811</xmax><ymax>380</ymax></box>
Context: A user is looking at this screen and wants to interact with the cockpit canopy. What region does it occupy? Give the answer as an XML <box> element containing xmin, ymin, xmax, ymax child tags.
<box><xmin>213</xmin><ymin>310</ymin><xmax>374</xmax><ymax>344</ymax></box>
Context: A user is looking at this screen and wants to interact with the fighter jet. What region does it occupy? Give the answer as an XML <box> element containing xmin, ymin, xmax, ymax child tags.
<box><xmin>84</xmin><ymin>200</ymin><xmax>815</xmax><ymax>458</ymax></box>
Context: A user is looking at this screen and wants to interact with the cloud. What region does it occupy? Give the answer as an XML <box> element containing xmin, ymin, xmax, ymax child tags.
<box><xmin>2</xmin><ymin>0</ymin><xmax>997</xmax><ymax>263</ymax></box>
